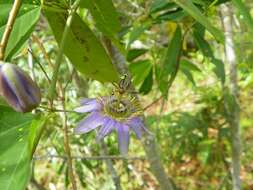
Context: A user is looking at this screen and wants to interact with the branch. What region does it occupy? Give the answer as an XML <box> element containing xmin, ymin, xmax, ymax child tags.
<box><xmin>220</xmin><ymin>3</ymin><xmax>241</xmax><ymax>190</ymax></box>
<box><xmin>142</xmin><ymin>134</ymin><xmax>177</xmax><ymax>190</ymax></box>
<box><xmin>0</xmin><ymin>0</ymin><xmax>22</xmax><ymax>60</ymax></box>
<box><xmin>99</xmin><ymin>140</ymin><xmax>122</xmax><ymax>190</ymax></box>
<box><xmin>103</xmin><ymin>39</ymin><xmax>176</xmax><ymax>190</ymax></box>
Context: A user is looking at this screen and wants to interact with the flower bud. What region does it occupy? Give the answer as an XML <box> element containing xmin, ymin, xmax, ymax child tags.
<box><xmin>0</xmin><ymin>62</ymin><xmax>41</xmax><ymax>112</ymax></box>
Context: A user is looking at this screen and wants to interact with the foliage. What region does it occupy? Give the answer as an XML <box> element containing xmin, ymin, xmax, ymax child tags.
<box><xmin>0</xmin><ymin>0</ymin><xmax>253</xmax><ymax>189</ymax></box>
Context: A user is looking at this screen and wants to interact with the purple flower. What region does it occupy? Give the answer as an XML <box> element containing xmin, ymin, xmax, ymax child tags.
<box><xmin>74</xmin><ymin>95</ymin><xmax>149</xmax><ymax>155</ymax></box>
<box><xmin>0</xmin><ymin>62</ymin><xmax>41</xmax><ymax>112</ymax></box>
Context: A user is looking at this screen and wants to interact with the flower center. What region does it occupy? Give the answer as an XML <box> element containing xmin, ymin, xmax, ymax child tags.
<box><xmin>103</xmin><ymin>95</ymin><xmax>142</xmax><ymax>121</ymax></box>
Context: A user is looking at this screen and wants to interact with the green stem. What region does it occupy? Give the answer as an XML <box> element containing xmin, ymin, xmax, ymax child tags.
<box><xmin>48</xmin><ymin>0</ymin><xmax>81</xmax><ymax>106</ymax></box>
<box><xmin>0</xmin><ymin>0</ymin><xmax>22</xmax><ymax>60</ymax></box>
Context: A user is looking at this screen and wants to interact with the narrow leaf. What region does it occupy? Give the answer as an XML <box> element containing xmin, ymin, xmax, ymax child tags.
<box><xmin>193</xmin><ymin>24</ymin><xmax>225</xmax><ymax>83</ymax></box>
<box><xmin>127</xmin><ymin>48</ymin><xmax>148</xmax><ymax>62</ymax></box>
<box><xmin>159</xmin><ymin>25</ymin><xmax>182</xmax><ymax>98</ymax></box>
<box><xmin>129</xmin><ymin>60</ymin><xmax>152</xmax><ymax>86</ymax></box>
<box><xmin>173</xmin><ymin>0</ymin><xmax>224</xmax><ymax>43</ymax></box>
<box><xmin>232</xmin><ymin>0</ymin><xmax>253</xmax><ymax>35</ymax></box>
<box><xmin>139</xmin><ymin>67</ymin><xmax>153</xmax><ymax>94</ymax></box>
<box><xmin>0</xmin><ymin>3</ymin><xmax>41</xmax><ymax>60</ymax></box>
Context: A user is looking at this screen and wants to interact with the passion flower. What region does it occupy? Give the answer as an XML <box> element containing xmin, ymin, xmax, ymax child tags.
<box><xmin>74</xmin><ymin>93</ymin><xmax>149</xmax><ymax>155</ymax></box>
<box><xmin>0</xmin><ymin>62</ymin><xmax>41</xmax><ymax>112</ymax></box>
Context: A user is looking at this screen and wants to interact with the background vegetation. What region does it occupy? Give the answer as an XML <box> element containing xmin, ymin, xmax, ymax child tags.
<box><xmin>0</xmin><ymin>0</ymin><xmax>253</xmax><ymax>189</ymax></box>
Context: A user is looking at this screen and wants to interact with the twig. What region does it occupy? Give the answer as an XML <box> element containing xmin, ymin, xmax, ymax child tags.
<box><xmin>54</xmin><ymin>2</ymin><xmax>82</xmax><ymax>184</ymax></box>
<box><xmin>144</xmin><ymin>95</ymin><xmax>163</xmax><ymax>111</ymax></box>
<box><xmin>30</xmin><ymin>177</ymin><xmax>47</xmax><ymax>190</ymax></box>
<box><xmin>61</xmin><ymin>99</ymin><xmax>77</xmax><ymax>190</ymax></box>
<box><xmin>59</xmin><ymin>80</ymin><xmax>77</xmax><ymax>189</ymax></box>
<box><xmin>0</xmin><ymin>0</ymin><xmax>22</xmax><ymax>60</ymax></box>
<box><xmin>27</xmin><ymin>48</ymin><xmax>51</xmax><ymax>83</ymax></box>
<box><xmin>38</xmin><ymin>106</ymin><xmax>76</xmax><ymax>113</ymax></box>
<box><xmin>59</xmin><ymin>69</ymin><xmax>77</xmax><ymax>189</ymax></box>
<box><xmin>31</xmin><ymin>34</ymin><xmax>54</xmax><ymax>68</ymax></box>
<box><xmin>34</xmin><ymin>154</ymin><xmax>146</xmax><ymax>161</ymax></box>
<box><xmin>64</xmin><ymin>68</ymin><xmax>75</xmax><ymax>92</ymax></box>
<box><xmin>48</xmin><ymin>0</ymin><xmax>81</xmax><ymax>105</ymax></box>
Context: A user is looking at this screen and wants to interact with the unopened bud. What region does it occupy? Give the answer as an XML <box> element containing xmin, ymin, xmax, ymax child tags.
<box><xmin>0</xmin><ymin>62</ymin><xmax>41</xmax><ymax>112</ymax></box>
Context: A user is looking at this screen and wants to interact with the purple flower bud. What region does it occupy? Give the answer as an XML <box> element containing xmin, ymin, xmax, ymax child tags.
<box><xmin>0</xmin><ymin>62</ymin><xmax>41</xmax><ymax>112</ymax></box>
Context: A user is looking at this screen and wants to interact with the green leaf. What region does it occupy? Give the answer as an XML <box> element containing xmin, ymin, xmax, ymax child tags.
<box><xmin>180</xmin><ymin>59</ymin><xmax>201</xmax><ymax>86</ymax></box>
<box><xmin>155</xmin><ymin>10</ymin><xmax>187</xmax><ymax>22</ymax></box>
<box><xmin>139</xmin><ymin>67</ymin><xmax>153</xmax><ymax>94</ymax></box>
<box><xmin>80</xmin><ymin>0</ymin><xmax>124</xmax><ymax>53</ymax></box>
<box><xmin>129</xmin><ymin>60</ymin><xmax>152</xmax><ymax>86</ymax></box>
<box><xmin>212</xmin><ymin>58</ymin><xmax>225</xmax><ymax>84</ymax></box>
<box><xmin>126</xmin><ymin>48</ymin><xmax>148</xmax><ymax>62</ymax></box>
<box><xmin>181</xmin><ymin>68</ymin><xmax>196</xmax><ymax>86</ymax></box>
<box><xmin>180</xmin><ymin>59</ymin><xmax>201</xmax><ymax>72</ymax></box>
<box><xmin>126</xmin><ymin>21</ymin><xmax>151</xmax><ymax>49</ymax></box>
<box><xmin>149</xmin><ymin>0</ymin><xmax>177</xmax><ymax>14</ymax></box>
<box><xmin>81</xmin><ymin>0</ymin><xmax>121</xmax><ymax>34</ymax></box>
<box><xmin>44</xmin><ymin>11</ymin><xmax>119</xmax><ymax>83</ymax></box>
<box><xmin>0</xmin><ymin>3</ymin><xmax>41</xmax><ymax>60</ymax></box>
<box><xmin>232</xmin><ymin>0</ymin><xmax>253</xmax><ymax>35</ymax></box>
<box><xmin>173</xmin><ymin>0</ymin><xmax>224</xmax><ymax>43</ymax></box>
<box><xmin>0</xmin><ymin>106</ymin><xmax>47</xmax><ymax>190</ymax></box>
<box><xmin>159</xmin><ymin>25</ymin><xmax>182</xmax><ymax>98</ymax></box>
<box><xmin>193</xmin><ymin>24</ymin><xmax>225</xmax><ymax>83</ymax></box>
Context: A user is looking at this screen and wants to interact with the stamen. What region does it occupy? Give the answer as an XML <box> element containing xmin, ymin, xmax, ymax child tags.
<box><xmin>102</xmin><ymin>94</ymin><xmax>142</xmax><ymax>122</ymax></box>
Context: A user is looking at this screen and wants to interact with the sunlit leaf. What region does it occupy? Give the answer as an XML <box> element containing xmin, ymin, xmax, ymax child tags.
<box><xmin>139</xmin><ymin>67</ymin><xmax>153</xmax><ymax>94</ymax></box>
<box><xmin>44</xmin><ymin>11</ymin><xmax>119</xmax><ymax>83</ymax></box>
<box><xmin>0</xmin><ymin>105</ymin><xmax>47</xmax><ymax>190</ymax></box>
<box><xmin>129</xmin><ymin>60</ymin><xmax>152</xmax><ymax>86</ymax></box>
<box><xmin>0</xmin><ymin>2</ymin><xmax>41</xmax><ymax>60</ymax></box>
<box><xmin>173</xmin><ymin>0</ymin><xmax>224</xmax><ymax>43</ymax></box>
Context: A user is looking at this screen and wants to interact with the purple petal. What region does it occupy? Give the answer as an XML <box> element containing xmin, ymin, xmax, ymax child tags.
<box><xmin>16</xmin><ymin>69</ymin><xmax>41</xmax><ymax>104</ymax></box>
<box><xmin>0</xmin><ymin>64</ymin><xmax>41</xmax><ymax>112</ymax></box>
<box><xmin>97</xmin><ymin>118</ymin><xmax>116</xmax><ymax>140</ymax></box>
<box><xmin>117</xmin><ymin>123</ymin><xmax>129</xmax><ymax>155</ymax></box>
<box><xmin>74</xmin><ymin>99</ymin><xmax>101</xmax><ymax>113</ymax></box>
<box><xmin>74</xmin><ymin>112</ymin><xmax>105</xmax><ymax>134</ymax></box>
<box><xmin>0</xmin><ymin>74</ymin><xmax>22</xmax><ymax>111</ymax></box>
<box><xmin>127</xmin><ymin>117</ymin><xmax>150</xmax><ymax>139</ymax></box>
<box><xmin>80</xmin><ymin>98</ymin><xmax>95</xmax><ymax>105</ymax></box>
